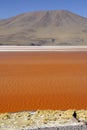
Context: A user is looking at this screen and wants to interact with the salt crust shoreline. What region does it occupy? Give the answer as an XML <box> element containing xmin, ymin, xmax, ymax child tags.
<box><xmin>0</xmin><ymin>110</ymin><xmax>87</xmax><ymax>130</ymax></box>
<box><xmin>0</xmin><ymin>46</ymin><xmax>87</xmax><ymax>51</ymax></box>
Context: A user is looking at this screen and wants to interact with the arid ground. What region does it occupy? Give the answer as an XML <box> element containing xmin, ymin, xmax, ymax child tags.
<box><xmin>0</xmin><ymin>52</ymin><xmax>87</xmax><ymax>112</ymax></box>
<box><xmin>1</xmin><ymin>10</ymin><xmax>87</xmax><ymax>45</ymax></box>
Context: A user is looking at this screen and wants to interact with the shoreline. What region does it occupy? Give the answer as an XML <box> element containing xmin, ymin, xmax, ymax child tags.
<box><xmin>0</xmin><ymin>46</ymin><xmax>87</xmax><ymax>51</ymax></box>
<box><xmin>0</xmin><ymin>110</ymin><xmax>87</xmax><ymax>130</ymax></box>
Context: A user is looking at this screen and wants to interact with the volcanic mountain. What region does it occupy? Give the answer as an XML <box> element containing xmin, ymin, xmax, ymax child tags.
<box><xmin>0</xmin><ymin>10</ymin><xmax>87</xmax><ymax>45</ymax></box>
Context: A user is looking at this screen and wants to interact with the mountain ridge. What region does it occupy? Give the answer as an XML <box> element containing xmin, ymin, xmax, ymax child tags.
<box><xmin>0</xmin><ymin>10</ymin><xmax>87</xmax><ymax>45</ymax></box>
<box><xmin>0</xmin><ymin>10</ymin><xmax>87</xmax><ymax>20</ymax></box>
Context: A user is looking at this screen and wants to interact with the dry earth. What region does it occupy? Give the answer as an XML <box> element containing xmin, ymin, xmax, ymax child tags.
<box><xmin>0</xmin><ymin>110</ymin><xmax>87</xmax><ymax>130</ymax></box>
<box><xmin>0</xmin><ymin>10</ymin><xmax>87</xmax><ymax>45</ymax></box>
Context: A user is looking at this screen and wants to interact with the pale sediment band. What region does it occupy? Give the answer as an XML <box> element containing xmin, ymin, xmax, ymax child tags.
<box><xmin>0</xmin><ymin>46</ymin><xmax>87</xmax><ymax>51</ymax></box>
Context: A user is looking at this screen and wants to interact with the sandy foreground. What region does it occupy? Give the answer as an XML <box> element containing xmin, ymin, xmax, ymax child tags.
<box><xmin>0</xmin><ymin>110</ymin><xmax>87</xmax><ymax>130</ymax></box>
<box><xmin>0</xmin><ymin>46</ymin><xmax>87</xmax><ymax>112</ymax></box>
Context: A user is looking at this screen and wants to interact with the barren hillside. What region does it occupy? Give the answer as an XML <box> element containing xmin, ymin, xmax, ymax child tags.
<box><xmin>0</xmin><ymin>10</ymin><xmax>87</xmax><ymax>45</ymax></box>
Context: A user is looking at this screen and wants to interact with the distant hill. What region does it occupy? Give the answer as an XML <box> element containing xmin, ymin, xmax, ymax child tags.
<box><xmin>0</xmin><ymin>10</ymin><xmax>87</xmax><ymax>45</ymax></box>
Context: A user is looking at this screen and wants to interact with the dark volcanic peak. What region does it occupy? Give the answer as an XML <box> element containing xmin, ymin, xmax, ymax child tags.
<box><xmin>0</xmin><ymin>10</ymin><xmax>87</xmax><ymax>45</ymax></box>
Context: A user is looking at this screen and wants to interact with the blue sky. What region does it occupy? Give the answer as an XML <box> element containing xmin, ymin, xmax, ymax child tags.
<box><xmin>0</xmin><ymin>0</ymin><xmax>87</xmax><ymax>19</ymax></box>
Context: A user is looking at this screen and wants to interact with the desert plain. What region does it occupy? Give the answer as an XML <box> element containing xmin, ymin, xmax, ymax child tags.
<box><xmin>0</xmin><ymin>50</ymin><xmax>87</xmax><ymax>112</ymax></box>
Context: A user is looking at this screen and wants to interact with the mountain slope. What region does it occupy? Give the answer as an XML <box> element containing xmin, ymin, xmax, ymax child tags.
<box><xmin>0</xmin><ymin>10</ymin><xmax>87</xmax><ymax>45</ymax></box>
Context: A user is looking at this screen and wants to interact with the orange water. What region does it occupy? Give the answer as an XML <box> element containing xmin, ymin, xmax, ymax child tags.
<box><xmin>0</xmin><ymin>52</ymin><xmax>87</xmax><ymax>112</ymax></box>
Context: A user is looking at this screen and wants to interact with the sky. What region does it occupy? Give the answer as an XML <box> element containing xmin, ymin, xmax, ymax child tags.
<box><xmin>0</xmin><ymin>0</ymin><xmax>87</xmax><ymax>19</ymax></box>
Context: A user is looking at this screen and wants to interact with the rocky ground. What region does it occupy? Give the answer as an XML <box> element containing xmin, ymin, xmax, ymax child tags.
<box><xmin>0</xmin><ymin>110</ymin><xmax>87</xmax><ymax>130</ymax></box>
